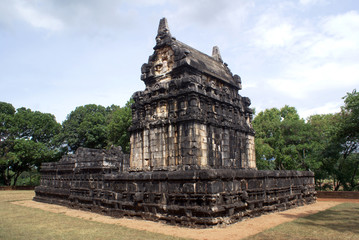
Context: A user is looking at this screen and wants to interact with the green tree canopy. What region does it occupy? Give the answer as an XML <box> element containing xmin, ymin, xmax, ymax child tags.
<box><xmin>59</xmin><ymin>100</ymin><xmax>133</xmax><ymax>154</ymax></box>
<box><xmin>60</xmin><ymin>104</ymin><xmax>109</xmax><ymax>153</ymax></box>
<box><xmin>12</xmin><ymin>107</ymin><xmax>61</xmax><ymax>146</ymax></box>
<box><xmin>253</xmin><ymin>105</ymin><xmax>310</xmax><ymax>170</ymax></box>
<box><xmin>253</xmin><ymin>90</ymin><xmax>359</xmax><ymax>191</ymax></box>
<box><xmin>321</xmin><ymin>89</ymin><xmax>359</xmax><ymax>190</ymax></box>
<box><xmin>108</xmin><ymin>99</ymin><xmax>133</xmax><ymax>153</ymax></box>
<box><xmin>0</xmin><ymin>103</ymin><xmax>61</xmax><ymax>186</ymax></box>
<box><xmin>0</xmin><ymin>102</ymin><xmax>16</xmax><ymax>143</ymax></box>
<box><xmin>0</xmin><ymin>102</ymin><xmax>15</xmax><ymax>115</ymax></box>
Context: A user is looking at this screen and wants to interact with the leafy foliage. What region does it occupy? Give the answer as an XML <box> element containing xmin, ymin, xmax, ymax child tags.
<box><xmin>305</xmin><ymin>114</ymin><xmax>338</xmax><ymax>181</ymax></box>
<box><xmin>108</xmin><ymin>99</ymin><xmax>133</xmax><ymax>153</ymax></box>
<box><xmin>253</xmin><ymin>89</ymin><xmax>359</xmax><ymax>191</ymax></box>
<box><xmin>59</xmin><ymin>100</ymin><xmax>133</xmax><ymax>154</ymax></box>
<box><xmin>0</xmin><ymin>103</ymin><xmax>61</xmax><ymax>186</ymax></box>
<box><xmin>59</xmin><ymin>104</ymin><xmax>109</xmax><ymax>152</ymax></box>
<box><xmin>320</xmin><ymin>89</ymin><xmax>359</xmax><ymax>190</ymax></box>
<box><xmin>0</xmin><ymin>98</ymin><xmax>134</xmax><ymax>186</ymax></box>
<box><xmin>253</xmin><ymin>105</ymin><xmax>309</xmax><ymax>170</ymax></box>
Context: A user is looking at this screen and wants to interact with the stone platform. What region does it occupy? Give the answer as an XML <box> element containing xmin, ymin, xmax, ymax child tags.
<box><xmin>34</xmin><ymin>148</ymin><xmax>315</xmax><ymax>227</ymax></box>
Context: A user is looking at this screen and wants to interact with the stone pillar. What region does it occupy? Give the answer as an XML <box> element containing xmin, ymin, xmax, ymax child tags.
<box><xmin>196</xmin><ymin>123</ymin><xmax>208</xmax><ymax>167</ymax></box>
<box><xmin>130</xmin><ymin>131</ymin><xmax>143</xmax><ymax>170</ymax></box>
<box><xmin>246</xmin><ymin>135</ymin><xmax>256</xmax><ymax>169</ymax></box>
<box><xmin>143</xmin><ymin>128</ymin><xmax>150</xmax><ymax>169</ymax></box>
<box><xmin>221</xmin><ymin>128</ymin><xmax>230</xmax><ymax>167</ymax></box>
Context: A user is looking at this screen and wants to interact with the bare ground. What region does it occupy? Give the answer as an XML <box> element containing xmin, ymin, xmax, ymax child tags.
<box><xmin>12</xmin><ymin>198</ymin><xmax>357</xmax><ymax>240</ymax></box>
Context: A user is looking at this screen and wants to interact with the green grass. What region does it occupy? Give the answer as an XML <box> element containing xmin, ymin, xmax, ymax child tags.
<box><xmin>245</xmin><ymin>202</ymin><xmax>359</xmax><ymax>240</ymax></box>
<box><xmin>2</xmin><ymin>191</ymin><xmax>359</xmax><ymax>240</ymax></box>
<box><xmin>0</xmin><ymin>191</ymin><xmax>189</xmax><ymax>240</ymax></box>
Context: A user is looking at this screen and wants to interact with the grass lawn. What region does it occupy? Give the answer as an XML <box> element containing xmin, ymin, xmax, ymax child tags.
<box><xmin>245</xmin><ymin>202</ymin><xmax>359</xmax><ymax>240</ymax></box>
<box><xmin>0</xmin><ymin>191</ymin><xmax>188</xmax><ymax>240</ymax></box>
<box><xmin>1</xmin><ymin>191</ymin><xmax>359</xmax><ymax>240</ymax></box>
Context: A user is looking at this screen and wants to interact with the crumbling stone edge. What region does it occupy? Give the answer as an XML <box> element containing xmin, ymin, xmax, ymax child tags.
<box><xmin>34</xmin><ymin>148</ymin><xmax>316</xmax><ymax>228</ymax></box>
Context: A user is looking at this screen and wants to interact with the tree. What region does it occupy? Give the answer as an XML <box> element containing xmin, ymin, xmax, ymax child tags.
<box><xmin>59</xmin><ymin>99</ymin><xmax>134</xmax><ymax>154</ymax></box>
<box><xmin>321</xmin><ymin>89</ymin><xmax>359</xmax><ymax>190</ymax></box>
<box><xmin>11</xmin><ymin>107</ymin><xmax>61</xmax><ymax>146</ymax></box>
<box><xmin>253</xmin><ymin>105</ymin><xmax>310</xmax><ymax>170</ymax></box>
<box><xmin>1</xmin><ymin>139</ymin><xmax>55</xmax><ymax>186</ymax></box>
<box><xmin>0</xmin><ymin>102</ymin><xmax>16</xmax><ymax>185</ymax></box>
<box><xmin>59</xmin><ymin>104</ymin><xmax>109</xmax><ymax>153</ymax></box>
<box><xmin>339</xmin><ymin>89</ymin><xmax>359</xmax><ymax>190</ymax></box>
<box><xmin>108</xmin><ymin>99</ymin><xmax>133</xmax><ymax>153</ymax></box>
<box><xmin>0</xmin><ymin>102</ymin><xmax>15</xmax><ymax>115</ymax></box>
<box><xmin>339</xmin><ymin>89</ymin><xmax>359</xmax><ymax>158</ymax></box>
<box><xmin>0</xmin><ymin>103</ymin><xmax>61</xmax><ymax>186</ymax></box>
<box><xmin>306</xmin><ymin>113</ymin><xmax>340</xmax><ymax>188</ymax></box>
<box><xmin>0</xmin><ymin>102</ymin><xmax>15</xmax><ymax>143</ymax></box>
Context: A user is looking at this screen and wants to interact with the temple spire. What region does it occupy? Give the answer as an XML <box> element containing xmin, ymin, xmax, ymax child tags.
<box><xmin>157</xmin><ymin>18</ymin><xmax>171</xmax><ymax>36</ymax></box>
<box><xmin>212</xmin><ymin>46</ymin><xmax>223</xmax><ymax>62</ymax></box>
<box><xmin>155</xmin><ymin>18</ymin><xmax>172</xmax><ymax>47</ymax></box>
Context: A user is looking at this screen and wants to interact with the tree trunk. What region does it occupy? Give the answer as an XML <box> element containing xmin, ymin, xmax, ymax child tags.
<box><xmin>334</xmin><ymin>179</ymin><xmax>341</xmax><ymax>191</ymax></box>
<box><xmin>350</xmin><ymin>161</ymin><xmax>359</xmax><ymax>190</ymax></box>
<box><xmin>12</xmin><ymin>173</ymin><xmax>20</xmax><ymax>186</ymax></box>
<box><xmin>4</xmin><ymin>168</ymin><xmax>12</xmax><ymax>186</ymax></box>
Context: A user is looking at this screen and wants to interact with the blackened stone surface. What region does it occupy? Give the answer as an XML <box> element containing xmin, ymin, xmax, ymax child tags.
<box><xmin>35</xmin><ymin>151</ymin><xmax>316</xmax><ymax>227</ymax></box>
<box><xmin>130</xmin><ymin>18</ymin><xmax>256</xmax><ymax>171</ymax></box>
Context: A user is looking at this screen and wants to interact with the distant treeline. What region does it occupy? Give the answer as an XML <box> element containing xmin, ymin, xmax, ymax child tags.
<box><xmin>253</xmin><ymin>89</ymin><xmax>358</xmax><ymax>191</ymax></box>
<box><xmin>0</xmin><ymin>99</ymin><xmax>133</xmax><ymax>186</ymax></box>
<box><xmin>0</xmin><ymin>89</ymin><xmax>358</xmax><ymax>190</ymax></box>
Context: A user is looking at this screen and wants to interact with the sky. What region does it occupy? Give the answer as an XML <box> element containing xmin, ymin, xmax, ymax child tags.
<box><xmin>1</xmin><ymin>0</ymin><xmax>358</xmax><ymax>123</ymax></box>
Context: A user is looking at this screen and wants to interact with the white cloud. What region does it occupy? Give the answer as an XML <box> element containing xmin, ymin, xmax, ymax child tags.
<box><xmin>166</xmin><ymin>0</ymin><xmax>253</xmax><ymax>32</ymax></box>
<box><xmin>250</xmin><ymin>9</ymin><xmax>359</xmax><ymax>99</ymax></box>
<box><xmin>0</xmin><ymin>0</ymin><xmax>138</xmax><ymax>35</ymax></box>
<box><xmin>322</xmin><ymin>11</ymin><xmax>359</xmax><ymax>37</ymax></box>
<box><xmin>244</xmin><ymin>82</ymin><xmax>257</xmax><ymax>89</ymax></box>
<box><xmin>268</xmin><ymin>62</ymin><xmax>359</xmax><ymax>99</ymax></box>
<box><xmin>248</xmin><ymin>11</ymin><xmax>312</xmax><ymax>52</ymax></box>
<box><xmin>14</xmin><ymin>0</ymin><xmax>64</xmax><ymax>31</ymax></box>
<box><xmin>307</xmin><ymin>11</ymin><xmax>359</xmax><ymax>60</ymax></box>
<box><xmin>299</xmin><ymin>101</ymin><xmax>341</xmax><ymax>119</ymax></box>
<box><xmin>299</xmin><ymin>0</ymin><xmax>328</xmax><ymax>6</ymax></box>
<box><xmin>256</xmin><ymin>23</ymin><xmax>295</xmax><ymax>48</ymax></box>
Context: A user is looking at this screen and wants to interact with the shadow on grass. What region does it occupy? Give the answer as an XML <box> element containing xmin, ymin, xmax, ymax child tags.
<box><xmin>246</xmin><ymin>203</ymin><xmax>359</xmax><ymax>240</ymax></box>
<box><xmin>293</xmin><ymin>203</ymin><xmax>359</xmax><ymax>234</ymax></box>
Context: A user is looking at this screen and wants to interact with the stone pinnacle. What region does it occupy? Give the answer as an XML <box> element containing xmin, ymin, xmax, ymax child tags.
<box><xmin>157</xmin><ymin>17</ymin><xmax>171</xmax><ymax>36</ymax></box>
<box><xmin>212</xmin><ymin>46</ymin><xmax>223</xmax><ymax>62</ymax></box>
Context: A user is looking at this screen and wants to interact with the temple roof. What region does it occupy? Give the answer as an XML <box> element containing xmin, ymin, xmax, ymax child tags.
<box><xmin>155</xmin><ymin>18</ymin><xmax>241</xmax><ymax>90</ymax></box>
<box><xmin>174</xmin><ymin>40</ymin><xmax>238</xmax><ymax>88</ymax></box>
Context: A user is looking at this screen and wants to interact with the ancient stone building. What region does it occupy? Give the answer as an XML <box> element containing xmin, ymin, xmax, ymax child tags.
<box><xmin>130</xmin><ymin>18</ymin><xmax>256</xmax><ymax>171</ymax></box>
<box><xmin>34</xmin><ymin>18</ymin><xmax>316</xmax><ymax>227</ymax></box>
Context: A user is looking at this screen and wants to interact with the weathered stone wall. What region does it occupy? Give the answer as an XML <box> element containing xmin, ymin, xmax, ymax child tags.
<box><xmin>35</xmin><ymin>149</ymin><xmax>315</xmax><ymax>227</ymax></box>
<box><xmin>129</xmin><ymin>18</ymin><xmax>256</xmax><ymax>171</ymax></box>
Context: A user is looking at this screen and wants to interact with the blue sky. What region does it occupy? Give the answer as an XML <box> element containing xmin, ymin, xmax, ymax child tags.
<box><xmin>1</xmin><ymin>0</ymin><xmax>358</xmax><ymax>123</ymax></box>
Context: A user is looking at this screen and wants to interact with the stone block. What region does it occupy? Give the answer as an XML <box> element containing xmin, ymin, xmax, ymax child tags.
<box><xmin>207</xmin><ymin>181</ymin><xmax>223</xmax><ymax>194</ymax></box>
<box><xmin>183</xmin><ymin>183</ymin><xmax>196</xmax><ymax>193</ymax></box>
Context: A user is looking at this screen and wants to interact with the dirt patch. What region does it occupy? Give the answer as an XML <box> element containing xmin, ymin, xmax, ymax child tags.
<box><xmin>13</xmin><ymin>200</ymin><xmax>343</xmax><ymax>240</ymax></box>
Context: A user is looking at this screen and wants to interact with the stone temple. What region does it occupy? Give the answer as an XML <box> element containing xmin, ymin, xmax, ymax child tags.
<box><xmin>34</xmin><ymin>18</ymin><xmax>316</xmax><ymax>227</ymax></box>
<box><xmin>130</xmin><ymin>18</ymin><xmax>255</xmax><ymax>171</ymax></box>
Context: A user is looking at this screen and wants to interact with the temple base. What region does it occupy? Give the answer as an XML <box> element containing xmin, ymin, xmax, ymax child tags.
<box><xmin>34</xmin><ymin>168</ymin><xmax>316</xmax><ymax>227</ymax></box>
